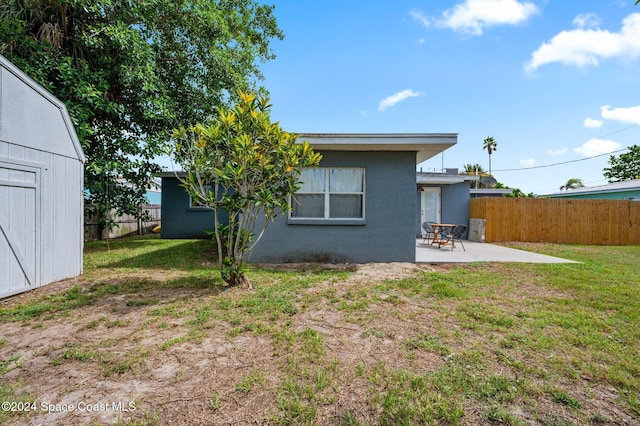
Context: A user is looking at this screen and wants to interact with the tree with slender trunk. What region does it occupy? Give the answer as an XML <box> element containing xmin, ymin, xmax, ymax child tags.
<box><xmin>172</xmin><ymin>91</ymin><xmax>322</xmax><ymax>288</ymax></box>
<box><xmin>482</xmin><ymin>136</ymin><xmax>498</xmax><ymax>176</ymax></box>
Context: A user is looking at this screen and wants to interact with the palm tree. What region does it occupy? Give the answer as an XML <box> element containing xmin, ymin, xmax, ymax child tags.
<box><xmin>462</xmin><ymin>163</ymin><xmax>485</xmax><ymax>189</ymax></box>
<box><xmin>482</xmin><ymin>136</ymin><xmax>498</xmax><ymax>176</ymax></box>
<box><xmin>559</xmin><ymin>178</ymin><xmax>585</xmax><ymax>191</ymax></box>
<box><xmin>463</xmin><ymin>163</ymin><xmax>485</xmax><ymax>174</ymax></box>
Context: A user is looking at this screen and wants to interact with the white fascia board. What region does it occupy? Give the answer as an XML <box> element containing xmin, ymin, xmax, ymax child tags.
<box><xmin>297</xmin><ymin>133</ymin><xmax>457</xmax><ymax>164</ymax></box>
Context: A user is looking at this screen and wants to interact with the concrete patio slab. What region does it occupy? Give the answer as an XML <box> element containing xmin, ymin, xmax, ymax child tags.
<box><xmin>416</xmin><ymin>239</ymin><xmax>579</xmax><ymax>264</ymax></box>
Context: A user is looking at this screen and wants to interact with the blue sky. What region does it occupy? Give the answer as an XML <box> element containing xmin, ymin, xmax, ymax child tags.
<box><xmin>258</xmin><ymin>0</ymin><xmax>640</xmax><ymax>195</ymax></box>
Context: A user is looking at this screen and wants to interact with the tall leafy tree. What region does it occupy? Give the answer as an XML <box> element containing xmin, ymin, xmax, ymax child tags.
<box><xmin>603</xmin><ymin>145</ymin><xmax>640</xmax><ymax>182</ymax></box>
<box><xmin>0</xmin><ymin>0</ymin><xmax>283</xmax><ymax>236</ymax></box>
<box><xmin>172</xmin><ymin>91</ymin><xmax>322</xmax><ymax>287</ymax></box>
<box><xmin>482</xmin><ymin>136</ymin><xmax>498</xmax><ymax>176</ymax></box>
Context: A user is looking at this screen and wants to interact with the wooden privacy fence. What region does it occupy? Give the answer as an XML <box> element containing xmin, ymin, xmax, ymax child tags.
<box><xmin>84</xmin><ymin>204</ymin><xmax>161</xmax><ymax>241</ymax></box>
<box><xmin>470</xmin><ymin>198</ymin><xmax>640</xmax><ymax>245</ymax></box>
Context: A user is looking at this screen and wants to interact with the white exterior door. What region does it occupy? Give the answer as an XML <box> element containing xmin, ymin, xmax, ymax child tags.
<box><xmin>420</xmin><ymin>187</ymin><xmax>441</xmax><ymax>225</ymax></box>
<box><xmin>0</xmin><ymin>162</ymin><xmax>40</xmax><ymax>297</ymax></box>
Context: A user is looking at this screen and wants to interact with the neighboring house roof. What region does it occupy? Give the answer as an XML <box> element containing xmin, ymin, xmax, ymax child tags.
<box><xmin>471</xmin><ymin>188</ymin><xmax>513</xmax><ymax>197</ymax></box>
<box><xmin>417</xmin><ymin>170</ymin><xmax>478</xmax><ymax>185</ymax></box>
<box><xmin>298</xmin><ymin>133</ymin><xmax>457</xmax><ymax>164</ymax></box>
<box><xmin>115</xmin><ymin>177</ymin><xmax>161</xmax><ymax>192</ymax></box>
<box><xmin>545</xmin><ymin>179</ymin><xmax>640</xmax><ymax>198</ymax></box>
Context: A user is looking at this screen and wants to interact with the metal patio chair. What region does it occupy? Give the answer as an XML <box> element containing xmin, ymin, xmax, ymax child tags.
<box><xmin>422</xmin><ymin>221</ymin><xmax>435</xmax><ymax>244</ymax></box>
<box><xmin>447</xmin><ymin>224</ymin><xmax>467</xmax><ymax>251</ymax></box>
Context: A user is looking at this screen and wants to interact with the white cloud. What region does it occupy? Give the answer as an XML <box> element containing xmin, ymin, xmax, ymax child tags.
<box><xmin>519</xmin><ymin>158</ymin><xmax>536</xmax><ymax>167</ymax></box>
<box><xmin>573</xmin><ymin>13</ymin><xmax>601</xmax><ymax>29</ymax></box>
<box><xmin>573</xmin><ymin>138</ymin><xmax>621</xmax><ymax>157</ymax></box>
<box><xmin>548</xmin><ymin>148</ymin><xmax>568</xmax><ymax>156</ymax></box>
<box><xmin>410</xmin><ymin>10</ymin><xmax>432</xmax><ymax>28</ymax></box>
<box><xmin>377</xmin><ymin>89</ymin><xmax>423</xmax><ymax>112</ymax></box>
<box><xmin>429</xmin><ymin>0</ymin><xmax>539</xmax><ymax>36</ymax></box>
<box><xmin>601</xmin><ymin>104</ymin><xmax>640</xmax><ymax>125</ymax></box>
<box><xmin>583</xmin><ymin>118</ymin><xmax>603</xmax><ymax>128</ymax></box>
<box><xmin>525</xmin><ymin>13</ymin><xmax>640</xmax><ymax>72</ymax></box>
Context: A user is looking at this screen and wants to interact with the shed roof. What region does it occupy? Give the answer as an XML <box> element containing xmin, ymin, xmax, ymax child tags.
<box><xmin>0</xmin><ymin>54</ymin><xmax>85</xmax><ymax>162</ymax></box>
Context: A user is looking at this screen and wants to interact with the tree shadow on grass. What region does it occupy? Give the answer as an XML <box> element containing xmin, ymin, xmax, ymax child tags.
<box><xmin>95</xmin><ymin>239</ymin><xmax>217</xmax><ymax>272</ymax></box>
<box><xmin>0</xmin><ymin>275</ymin><xmax>225</xmax><ymax>322</ymax></box>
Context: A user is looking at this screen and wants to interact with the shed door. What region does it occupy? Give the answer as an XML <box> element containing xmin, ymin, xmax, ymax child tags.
<box><xmin>0</xmin><ymin>162</ymin><xmax>40</xmax><ymax>298</ymax></box>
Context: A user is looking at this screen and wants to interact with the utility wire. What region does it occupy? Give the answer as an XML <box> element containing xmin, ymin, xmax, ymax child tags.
<box><xmin>493</xmin><ymin>124</ymin><xmax>638</xmax><ymax>172</ymax></box>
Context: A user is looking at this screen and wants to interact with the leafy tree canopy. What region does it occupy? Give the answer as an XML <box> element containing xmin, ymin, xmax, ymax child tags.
<box><xmin>172</xmin><ymin>91</ymin><xmax>322</xmax><ymax>287</ymax></box>
<box><xmin>0</xmin><ymin>0</ymin><xmax>283</xmax><ymax>234</ymax></box>
<box><xmin>603</xmin><ymin>145</ymin><xmax>640</xmax><ymax>182</ymax></box>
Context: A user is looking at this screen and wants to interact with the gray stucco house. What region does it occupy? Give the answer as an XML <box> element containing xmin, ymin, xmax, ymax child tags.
<box><xmin>161</xmin><ymin>133</ymin><xmax>470</xmax><ymax>263</ymax></box>
<box><xmin>0</xmin><ymin>54</ymin><xmax>85</xmax><ymax>298</ymax></box>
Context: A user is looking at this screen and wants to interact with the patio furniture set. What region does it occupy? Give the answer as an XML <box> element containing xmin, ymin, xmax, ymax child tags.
<box><xmin>422</xmin><ymin>222</ymin><xmax>467</xmax><ymax>251</ymax></box>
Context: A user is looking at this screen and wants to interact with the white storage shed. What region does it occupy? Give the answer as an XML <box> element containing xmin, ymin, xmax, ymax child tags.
<box><xmin>0</xmin><ymin>54</ymin><xmax>85</xmax><ymax>298</ymax></box>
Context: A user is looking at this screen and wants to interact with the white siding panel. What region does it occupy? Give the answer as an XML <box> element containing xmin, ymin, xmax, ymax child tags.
<box><xmin>1</xmin><ymin>69</ymin><xmax>77</xmax><ymax>159</ymax></box>
<box><xmin>70</xmin><ymin>158</ymin><xmax>83</xmax><ymax>275</ymax></box>
<box><xmin>8</xmin><ymin>143</ymin><xmax>26</xmax><ymax>161</ymax></box>
<box><xmin>52</xmin><ymin>154</ymin><xmax>75</xmax><ymax>282</ymax></box>
<box><xmin>0</xmin><ymin>185</ymin><xmax>11</xmax><ymax>290</ymax></box>
<box><xmin>26</xmin><ymin>147</ymin><xmax>41</xmax><ymax>164</ymax></box>
<box><xmin>39</xmin><ymin>152</ymin><xmax>53</xmax><ymax>285</ymax></box>
<box><xmin>25</xmin><ymin>184</ymin><xmax>37</xmax><ymax>286</ymax></box>
<box><xmin>52</xmin><ymin>154</ymin><xmax>63</xmax><ymax>281</ymax></box>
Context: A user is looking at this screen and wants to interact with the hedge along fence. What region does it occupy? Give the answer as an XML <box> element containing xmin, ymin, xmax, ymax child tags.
<box><xmin>470</xmin><ymin>198</ymin><xmax>640</xmax><ymax>245</ymax></box>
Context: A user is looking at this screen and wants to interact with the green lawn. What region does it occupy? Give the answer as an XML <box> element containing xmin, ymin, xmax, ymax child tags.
<box><xmin>0</xmin><ymin>235</ymin><xmax>638</xmax><ymax>425</ymax></box>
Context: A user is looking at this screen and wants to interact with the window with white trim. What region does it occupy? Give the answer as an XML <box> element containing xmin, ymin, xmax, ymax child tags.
<box><xmin>189</xmin><ymin>184</ymin><xmax>212</xmax><ymax>209</ymax></box>
<box><xmin>291</xmin><ymin>168</ymin><xmax>365</xmax><ymax>219</ymax></box>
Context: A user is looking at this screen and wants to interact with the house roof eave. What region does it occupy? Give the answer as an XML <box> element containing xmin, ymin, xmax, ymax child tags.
<box><xmin>298</xmin><ymin>133</ymin><xmax>458</xmax><ymax>164</ymax></box>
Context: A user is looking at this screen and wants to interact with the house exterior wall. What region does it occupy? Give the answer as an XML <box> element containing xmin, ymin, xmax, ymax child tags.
<box><xmin>416</xmin><ymin>182</ymin><xmax>470</xmax><ymax>238</ymax></box>
<box><xmin>160</xmin><ymin>177</ymin><xmax>219</xmax><ymax>239</ymax></box>
<box><xmin>249</xmin><ymin>151</ymin><xmax>418</xmax><ymax>263</ymax></box>
<box><xmin>0</xmin><ymin>55</ymin><xmax>84</xmax><ymax>297</ymax></box>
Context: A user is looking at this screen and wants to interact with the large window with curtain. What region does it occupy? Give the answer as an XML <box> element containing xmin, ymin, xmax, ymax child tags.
<box><xmin>291</xmin><ymin>168</ymin><xmax>365</xmax><ymax>220</ymax></box>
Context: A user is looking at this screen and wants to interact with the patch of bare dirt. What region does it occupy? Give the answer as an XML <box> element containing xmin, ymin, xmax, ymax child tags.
<box><xmin>1</xmin><ymin>262</ymin><xmax>637</xmax><ymax>425</ymax></box>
